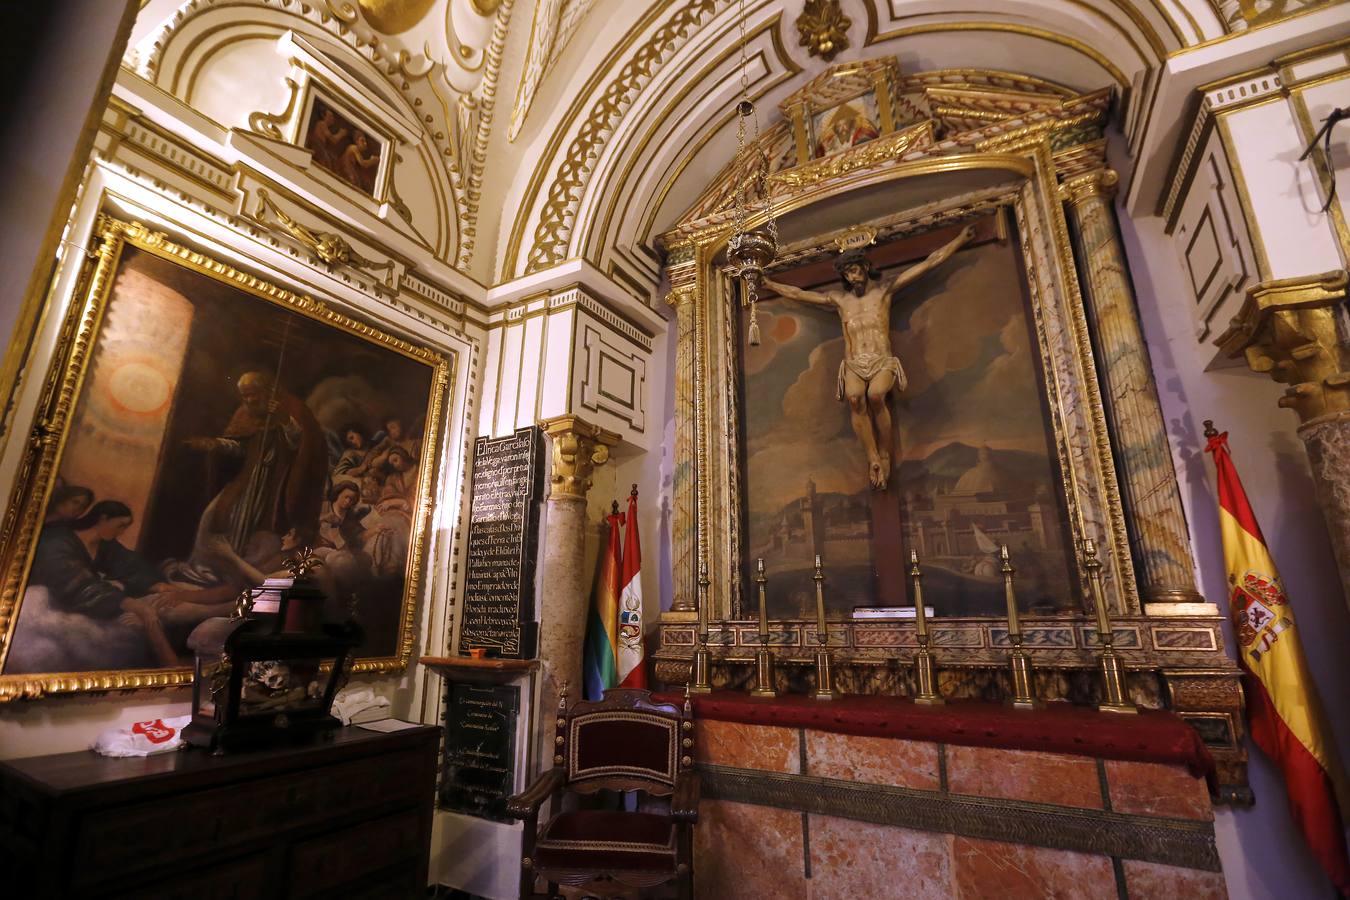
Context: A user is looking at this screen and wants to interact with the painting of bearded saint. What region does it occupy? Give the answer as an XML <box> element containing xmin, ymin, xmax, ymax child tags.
<box><xmin>742</xmin><ymin>217</ymin><xmax>1077</xmax><ymax>618</ymax></box>
<box><xmin>1</xmin><ymin>235</ymin><xmax>443</xmax><ymax>686</ymax></box>
<box><xmin>812</xmin><ymin>95</ymin><xmax>882</xmax><ymax>159</ymax></box>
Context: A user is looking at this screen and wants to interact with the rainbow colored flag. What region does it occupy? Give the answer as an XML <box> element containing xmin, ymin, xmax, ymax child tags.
<box><xmin>1206</xmin><ymin>428</ymin><xmax>1350</xmax><ymax>893</ymax></box>
<box><xmin>582</xmin><ymin>502</ymin><xmax>624</xmax><ymax>700</ymax></box>
<box><xmin>617</xmin><ymin>487</ymin><xmax>646</xmax><ymax>688</ymax></box>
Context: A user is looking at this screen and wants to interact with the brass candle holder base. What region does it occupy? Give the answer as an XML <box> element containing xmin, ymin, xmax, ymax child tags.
<box><xmin>750</xmin><ymin>647</ymin><xmax>777</xmax><ymax>697</ymax></box>
<box><xmin>1006</xmin><ymin>647</ymin><xmax>1040</xmax><ymax>710</ymax></box>
<box><xmin>813</xmin><ymin>647</ymin><xmax>839</xmax><ymax>700</ymax></box>
<box><xmin>913</xmin><ymin>645</ymin><xmax>944</xmax><ymax>706</ymax></box>
<box><xmin>689</xmin><ymin>643</ymin><xmax>713</xmax><ymax>694</ymax></box>
<box><xmin>1096</xmin><ymin>649</ymin><xmax>1138</xmax><ymax>714</ymax></box>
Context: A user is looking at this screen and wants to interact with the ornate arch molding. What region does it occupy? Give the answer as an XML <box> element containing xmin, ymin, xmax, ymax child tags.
<box><xmin>132</xmin><ymin>0</ymin><xmax>515</xmax><ymax>268</ymax></box>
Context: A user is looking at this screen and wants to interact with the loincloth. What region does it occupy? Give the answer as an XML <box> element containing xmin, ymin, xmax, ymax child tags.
<box><xmin>836</xmin><ymin>354</ymin><xmax>906</xmax><ymax>401</ymax></box>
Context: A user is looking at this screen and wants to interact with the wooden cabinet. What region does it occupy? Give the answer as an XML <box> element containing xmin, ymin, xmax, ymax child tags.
<box><xmin>0</xmin><ymin>725</ymin><xmax>439</xmax><ymax>899</ymax></box>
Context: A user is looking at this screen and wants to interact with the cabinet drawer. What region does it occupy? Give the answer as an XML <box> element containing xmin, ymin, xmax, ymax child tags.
<box><xmin>72</xmin><ymin>748</ymin><xmax>427</xmax><ymax>886</ymax></box>
<box><xmin>286</xmin><ymin>809</ymin><xmax>423</xmax><ymax>898</ymax></box>
<box><xmin>108</xmin><ymin>852</ymin><xmax>271</xmax><ymax>900</ymax></box>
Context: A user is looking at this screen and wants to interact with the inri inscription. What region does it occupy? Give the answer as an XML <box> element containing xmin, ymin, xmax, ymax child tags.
<box><xmin>458</xmin><ymin>426</ymin><xmax>544</xmax><ymax>658</ymax></box>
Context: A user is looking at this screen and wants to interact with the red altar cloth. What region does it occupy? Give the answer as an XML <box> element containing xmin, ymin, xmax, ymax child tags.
<box><xmin>655</xmin><ymin>691</ymin><xmax>1216</xmax><ymax>786</ymax></box>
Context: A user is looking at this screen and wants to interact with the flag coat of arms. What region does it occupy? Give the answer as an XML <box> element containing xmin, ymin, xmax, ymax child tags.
<box><xmin>582</xmin><ymin>502</ymin><xmax>624</xmax><ymax>701</ymax></box>
<box><xmin>1206</xmin><ymin>427</ymin><xmax>1350</xmax><ymax>893</ymax></box>
<box><xmin>617</xmin><ymin>486</ymin><xmax>646</xmax><ymax>688</ymax></box>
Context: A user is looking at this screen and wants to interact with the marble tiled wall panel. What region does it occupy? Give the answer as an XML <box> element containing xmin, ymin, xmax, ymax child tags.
<box><xmin>945</xmin><ymin>745</ymin><xmax>1103</xmax><ymax>809</ymax></box>
<box><xmin>692</xmin><ymin>721</ymin><xmax>1224</xmax><ymax>899</ymax></box>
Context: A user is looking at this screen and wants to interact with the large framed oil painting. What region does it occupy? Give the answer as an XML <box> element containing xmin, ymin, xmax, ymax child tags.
<box><xmin>742</xmin><ymin>216</ymin><xmax>1078</xmax><ymax>620</ymax></box>
<box><xmin>0</xmin><ymin>218</ymin><xmax>449</xmax><ymax>700</ymax></box>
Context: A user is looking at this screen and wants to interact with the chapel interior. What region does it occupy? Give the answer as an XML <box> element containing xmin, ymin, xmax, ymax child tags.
<box><xmin>1</xmin><ymin>1</ymin><xmax>1350</xmax><ymax>898</ymax></box>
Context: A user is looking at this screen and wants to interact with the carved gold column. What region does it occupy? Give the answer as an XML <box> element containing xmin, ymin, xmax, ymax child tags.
<box><xmin>537</xmin><ymin>415</ymin><xmax>618</xmax><ymax>725</ymax></box>
<box><xmin>665</xmin><ymin>244</ymin><xmax>699</xmax><ymax>615</ymax></box>
<box><xmin>1062</xmin><ymin>168</ymin><xmax>1203</xmax><ymax>603</ymax></box>
<box><xmin>1217</xmin><ymin>270</ymin><xmax>1350</xmax><ymax>611</ymax></box>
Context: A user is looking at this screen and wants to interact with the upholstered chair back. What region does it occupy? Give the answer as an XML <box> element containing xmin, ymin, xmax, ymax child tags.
<box><xmin>557</xmin><ymin>689</ymin><xmax>693</xmax><ymax>796</ymax></box>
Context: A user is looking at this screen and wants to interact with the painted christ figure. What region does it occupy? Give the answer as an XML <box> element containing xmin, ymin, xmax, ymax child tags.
<box><xmin>761</xmin><ymin>224</ymin><xmax>976</xmax><ymax>491</ymax></box>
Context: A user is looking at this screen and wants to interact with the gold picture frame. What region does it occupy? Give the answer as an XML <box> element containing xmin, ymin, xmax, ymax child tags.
<box><xmin>0</xmin><ymin>216</ymin><xmax>451</xmax><ymax>701</ymax></box>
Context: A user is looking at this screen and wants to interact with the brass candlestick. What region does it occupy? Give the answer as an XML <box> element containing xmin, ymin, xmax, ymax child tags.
<box><xmin>811</xmin><ymin>555</ymin><xmax>838</xmax><ymax>700</ymax></box>
<box><xmin>1001</xmin><ymin>545</ymin><xmax>1039</xmax><ymax>710</ymax></box>
<box><xmin>750</xmin><ymin>558</ymin><xmax>777</xmax><ymax>698</ymax></box>
<box><xmin>690</xmin><ymin>560</ymin><xmax>713</xmax><ymax>694</ymax></box>
<box><xmin>909</xmin><ymin>551</ymin><xmax>943</xmax><ymax>705</ymax></box>
<box><xmin>1085</xmin><ymin>540</ymin><xmax>1137</xmax><ymax>714</ymax></box>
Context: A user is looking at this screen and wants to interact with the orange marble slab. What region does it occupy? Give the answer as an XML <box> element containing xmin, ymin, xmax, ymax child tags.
<box><xmin>695</xmin><ymin>799</ymin><xmax>806</xmax><ymax>899</ymax></box>
<box><xmin>1104</xmin><ymin>759</ymin><xmax>1213</xmax><ymax>820</ymax></box>
<box><xmin>951</xmin><ymin>837</ymin><xmax>1116</xmax><ymax>899</ymax></box>
<box><xmin>946</xmin><ymin>745</ymin><xmax>1104</xmax><ymax>809</ymax></box>
<box><xmin>808</xmin><ymin>815</ymin><xmax>953</xmax><ymax>899</ymax></box>
<box><xmin>696</xmin><ymin>719</ymin><xmax>800</xmax><ymax>773</ymax></box>
<box><xmin>1122</xmin><ymin>860</ymin><xmax>1227</xmax><ymax>899</ymax></box>
<box><xmin>805</xmin><ymin>731</ymin><xmax>940</xmax><ymax>790</ymax></box>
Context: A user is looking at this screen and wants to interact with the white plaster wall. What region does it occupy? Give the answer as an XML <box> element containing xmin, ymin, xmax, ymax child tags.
<box><xmin>1120</xmin><ymin>209</ymin><xmax>1350</xmax><ymax>899</ymax></box>
<box><xmin>1223</xmin><ymin>99</ymin><xmax>1344</xmax><ymax>279</ymax></box>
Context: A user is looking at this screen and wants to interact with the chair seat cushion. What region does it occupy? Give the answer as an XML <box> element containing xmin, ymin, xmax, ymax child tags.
<box><xmin>534</xmin><ymin>810</ymin><xmax>676</xmax><ymax>872</ymax></box>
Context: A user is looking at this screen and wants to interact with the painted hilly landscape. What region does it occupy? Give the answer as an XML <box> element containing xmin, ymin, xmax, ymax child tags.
<box><xmin>742</xmin><ymin>234</ymin><xmax>1077</xmax><ymax>619</ymax></box>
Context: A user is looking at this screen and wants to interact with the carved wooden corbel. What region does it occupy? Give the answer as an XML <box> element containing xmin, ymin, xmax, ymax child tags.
<box><xmin>540</xmin><ymin>415</ymin><xmax>619</xmax><ymax>500</ymax></box>
<box><xmin>1216</xmin><ymin>270</ymin><xmax>1350</xmax><ymax>423</ymax></box>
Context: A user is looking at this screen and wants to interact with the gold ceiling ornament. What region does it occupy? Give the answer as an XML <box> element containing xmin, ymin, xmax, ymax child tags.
<box><xmin>356</xmin><ymin>0</ymin><xmax>437</xmax><ymax>33</ymax></box>
<box><xmin>470</xmin><ymin>0</ymin><xmax>505</xmax><ymax>13</ymax></box>
<box><xmin>795</xmin><ymin>0</ymin><xmax>851</xmax><ymax>62</ymax></box>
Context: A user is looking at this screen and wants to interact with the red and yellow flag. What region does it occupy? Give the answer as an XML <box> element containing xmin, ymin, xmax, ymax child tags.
<box><xmin>1206</xmin><ymin>428</ymin><xmax>1350</xmax><ymax>893</ymax></box>
<box><xmin>617</xmin><ymin>486</ymin><xmax>646</xmax><ymax>688</ymax></box>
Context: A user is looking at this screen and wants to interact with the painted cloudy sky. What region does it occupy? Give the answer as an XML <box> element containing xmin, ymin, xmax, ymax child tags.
<box><xmin>742</xmin><ymin>237</ymin><xmax>1059</xmax><ymax>518</ymax></box>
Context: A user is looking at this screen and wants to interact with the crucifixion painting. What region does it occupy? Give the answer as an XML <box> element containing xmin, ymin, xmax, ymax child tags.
<box><xmin>762</xmin><ymin>223</ymin><xmax>975</xmax><ymax>491</ymax></box>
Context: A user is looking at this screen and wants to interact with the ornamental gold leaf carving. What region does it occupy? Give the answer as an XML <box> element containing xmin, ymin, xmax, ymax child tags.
<box><xmin>795</xmin><ymin>0</ymin><xmax>851</xmax><ymax>63</ymax></box>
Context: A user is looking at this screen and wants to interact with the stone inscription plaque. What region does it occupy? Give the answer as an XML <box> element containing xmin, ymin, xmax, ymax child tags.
<box><xmin>458</xmin><ymin>426</ymin><xmax>543</xmax><ymax>658</ymax></box>
<box><xmin>439</xmin><ymin>683</ymin><xmax>519</xmax><ymax>821</ymax></box>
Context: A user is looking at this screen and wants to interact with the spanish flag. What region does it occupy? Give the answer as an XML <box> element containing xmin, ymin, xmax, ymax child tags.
<box><xmin>1206</xmin><ymin>426</ymin><xmax>1350</xmax><ymax>893</ymax></box>
<box><xmin>582</xmin><ymin>501</ymin><xmax>623</xmax><ymax>701</ymax></box>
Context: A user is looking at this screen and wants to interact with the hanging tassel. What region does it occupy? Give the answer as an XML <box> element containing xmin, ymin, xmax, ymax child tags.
<box><xmin>747</xmin><ymin>302</ymin><xmax>761</xmax><ymax>346</ymax></box>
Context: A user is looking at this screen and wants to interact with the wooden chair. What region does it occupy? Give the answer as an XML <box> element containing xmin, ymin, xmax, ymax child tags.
<box><xmin>507</xmin><ymin>687</ymin><xmax>700</xmax><ymax>899</ymax></box>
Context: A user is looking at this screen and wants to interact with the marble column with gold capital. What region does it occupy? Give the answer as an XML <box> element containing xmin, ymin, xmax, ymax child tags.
<box><xmin>1217</xmin><ymin>270</ymin><xmax>1350</xmax><ymax>612</ymax></box>
<box><xmin>1061</xmin><ymin>168</ymin><xmax>1204</xmax><ymax>603</ymax></box>
<box><xmin>665</xmin><ymin>243</ymin><xmax>699</xmax><ymax>615</ymax></box>
<box><xmin>536</xmin><ymin>414</ymin><xmax>619</xmax><ymax>736</ymax></box>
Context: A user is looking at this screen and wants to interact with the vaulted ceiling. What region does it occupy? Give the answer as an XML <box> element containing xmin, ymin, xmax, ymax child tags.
<box><xmin>128</xmin><ymin>0</ymin><xmax>1348</xmax><ymax>293</ymax></box>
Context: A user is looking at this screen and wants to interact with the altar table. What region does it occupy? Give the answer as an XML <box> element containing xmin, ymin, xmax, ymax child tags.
<box><xmin>656</xmin><ymin>692</ymin><xmax>1226</xmax><ymax>900</ymax></box>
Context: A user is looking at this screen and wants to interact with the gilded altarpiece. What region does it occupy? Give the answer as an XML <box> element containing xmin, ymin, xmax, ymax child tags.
<box><xmin>656</xmin><ymin>61</ymin><xmax>1250</xmax><ymax>798</ymax></box>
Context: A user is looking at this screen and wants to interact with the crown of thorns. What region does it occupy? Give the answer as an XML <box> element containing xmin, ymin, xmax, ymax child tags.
<box><xmin>833</xmin><ymin>248</ymin><xmax>880</xmax><ymax>279</ymax></box>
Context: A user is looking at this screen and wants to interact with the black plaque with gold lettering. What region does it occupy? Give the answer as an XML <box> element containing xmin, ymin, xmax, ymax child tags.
<box><xmin>458</xmin><ymin>426</ymin><xmax>544</xmax><ymax>658</ymax></box>
<box><xmin>439</xmin><ymin>683</ymin><xmax>519</xmax><ymax>821</ymax></box>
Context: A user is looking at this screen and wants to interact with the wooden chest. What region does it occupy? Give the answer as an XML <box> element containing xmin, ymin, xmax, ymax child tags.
<box><xmin>0</xmin><ymin>724</ymin><xmax>439</xmax><ymax>899</ymax></box>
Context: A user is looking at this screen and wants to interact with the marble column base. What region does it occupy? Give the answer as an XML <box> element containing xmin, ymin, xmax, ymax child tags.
<box><xmin>1299</xmin><ymin>411</ymin><xmax>1350</xmax><ymax>613</ymax></box>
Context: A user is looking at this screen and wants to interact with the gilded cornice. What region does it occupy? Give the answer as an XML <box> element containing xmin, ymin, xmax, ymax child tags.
<box><xmin>659</xmin><ymin>82</ymin><xmax>1108</xmax><ymax>248</ymax></box>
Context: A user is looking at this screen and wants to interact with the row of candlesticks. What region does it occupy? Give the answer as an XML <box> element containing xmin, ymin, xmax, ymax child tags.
<box><xmin>688</xmin><ymin>539</ymin><xmax>1137</xmax><ymax>714</ymax></box>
